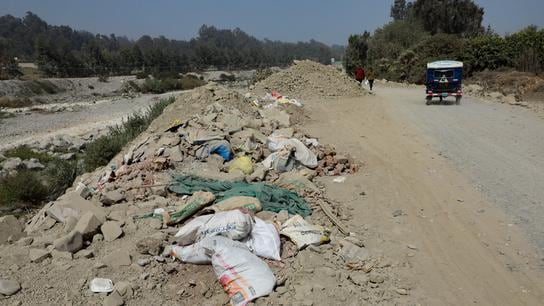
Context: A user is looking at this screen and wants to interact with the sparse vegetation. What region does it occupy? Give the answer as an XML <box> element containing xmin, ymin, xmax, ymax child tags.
<box><xmin>0</xmin><ymin>97</ymin><xmax>33</xmax><ymax>108</ymax></box>
<box><xmin>3</xmin><ymin>145</ymin><xmax>53</xmax><ymax>163</ymax></box>
<box><xmin>253</xmin><ymin>68</ymin><xmax>274</xmax><ymax>83</ymax></box>
<box><xmin>137</xmin><ymin>76</ymin><xmax>205</xmax><ymax>94</ymax></box>
<box><xmin>83</xmin><ymin>96</ymin><xmax>175</xmax><ymax>171</ymax></box>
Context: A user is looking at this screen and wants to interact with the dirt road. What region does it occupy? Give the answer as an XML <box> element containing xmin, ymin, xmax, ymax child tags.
<box><xmin>0</xmin><ymin>91</ymin><xmax>183</xmax><ymax>150</ymax></box>
<box><xmin>303</xmin><ymin>86</ymin><xmax>544</xmax><ymax>305</ymax></box>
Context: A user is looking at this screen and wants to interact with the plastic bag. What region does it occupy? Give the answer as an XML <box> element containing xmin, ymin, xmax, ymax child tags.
<box><xmin>170</xmin><ymin>236</ymin><xmax>249</xmax><ymax>264</ymax></box>
<box><xmin>262</xmin><ymin>149</ymin><xmax>296</xmax><ymax>173</ymax></box>
<box><xmin>244</xmin><ymin>218</ymin><xmax>281</xmax><ymax>261</ymax></box>
<box><xmin>280</xmin><ymin>215</ymin><xmax>330</xmax><ymax>250</ymax></box>
<box><xmin>229</xmin><ymin>156</ymin><xmax>254</xmax><ymax>175</ymax></box>
<box><xmin>174</xmin><ymin>210</ymin><xmax>254</xmax><ymax>246</ymax></box>
<box><xmin>266</xmin><ymin>137</ymin><xmax>317</xmax><ymax>168</ymax></box>
<box><xmin>209</xmin><ymin>196</ymin><xmax>262</xmax><ymax>213</ymax></box>
<box><xmin>212</xmin><ymin>243</ymin><xmax>276</xmax><ymax>306</ymax></box>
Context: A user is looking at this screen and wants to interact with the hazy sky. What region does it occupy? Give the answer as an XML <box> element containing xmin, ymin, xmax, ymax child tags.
<box><xmin>1</xmin><ymin>0</ymin><xmax>543</xmax><ymax>45</ymax></box>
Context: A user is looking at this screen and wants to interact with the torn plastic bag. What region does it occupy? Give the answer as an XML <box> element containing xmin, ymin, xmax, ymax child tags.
<box><xmin>211</xmin><ymin>243</ymin><xmax>276</xmax><ymax>306</ymax></box>
<box><xmin>266</xmin><ymin>137</ymin><xmax>317</xmax><ymax>168</ymax></box>
<box><xmin>244</xmin><ymin>217</ymin><xmax>281</xmax><ymax>261</ymax></box>
<box><xmin>195</xmin><ymin>140</ymin><xmax>232</xmax><ymax>161</ymax></box>
<box><xmin>280</xmin><ymin>215</ymin><xmax>330</xmax><ymax>250</ymax></box>
<box><xmin>170</xmin><ymin>236</ymin><xmax>249</xmax><ymax>264</ymax></box>
<box><xmin>262</xmin><ymin>149</ymin><xmax>296</xmax><ymax>173</ymax></box>
<box><xmin>228</xmin><ymin>156</ymin><xmax>254</xmax><ymax>175</ymax></box>
<box><xmin>174</xmin><ymin>209</ymin><xmax>254</xmax><ymax>246</ymax></box>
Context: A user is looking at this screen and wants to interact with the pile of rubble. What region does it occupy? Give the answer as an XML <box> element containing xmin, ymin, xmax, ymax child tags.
<box><xmin>252</xmin><ymin>60</ymin><xmax>368</xmax><ymax>99</ymax></box>
<box><xmin>0</xmin><ymin>82</ymin><xmax>405</xmax><ymax>305</ymax></box>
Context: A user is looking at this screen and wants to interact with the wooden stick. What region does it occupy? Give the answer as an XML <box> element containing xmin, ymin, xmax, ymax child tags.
<box><xmin>318</xmin><ymin>200</ymin><xmax>350</xmax><ymax>235</ymax></box>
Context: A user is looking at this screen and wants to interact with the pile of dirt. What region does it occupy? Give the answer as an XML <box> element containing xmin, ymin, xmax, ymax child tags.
<box><xmin>467</xmin><ymin>70</ymin><xmax>544</xmax><ymax>102</ymax></box>
<box><xmin>253</xmin><ymin>60</ymin><xmax>367</xmax><ymax>99</ymax></box>
<box><xmin>0</xmin><ymin>84</ymin><xmax>409</xmax><ymax>305</ymax></box>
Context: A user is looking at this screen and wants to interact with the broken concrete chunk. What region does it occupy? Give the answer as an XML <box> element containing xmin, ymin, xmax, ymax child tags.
<box><xmin>101</xmin><ymin>221</ymin><xmax>123</xmax><ymax>242</ymax></box>
<box><xmin>74</xmin><ymin>211</ymin><xmax>103</xmax><ymax>238</ymax></box>
<box><xmin>22</xmin><ymin>158</ymin><xmax>45</xmax><ymax>170</ymax></box>
<box><xmin>114</xmin><ymin>281</ymin><xmax>133</xmax><ymax>297</ymax></box>
<box><xmin>135</xmin><ymin>236</ymin><xmax>162</xmax><ymax>256</ymax></box>
<box><xmin>53</xmin><ymin>231</ymin><xmax>83</xmax><ymax>253</ymax></box>
<box><xmin>0</xmin><ymin>215</ymin><xmax>25</xmax><ymax>245</ymax></box>
<box><xmin>51</xmin><ymin>249</ymin><xmax>73</xmax><ymax>261</ymax></box>
<box><xmin>46</xmin><ymin>192</ymin><xmax>106</xmax><ymax>223</ymax></box>
<box><xmin>0</xmin><ymin>279</ymin><xmax>21</xmax><ymax>296</ymax></box>
<box><xmin>100</xmin><ymin>190</ymin><xmax>126</xmax><ymax>205</ymax></box>
<box><xmin>104</xmin><ymin>291</ymin><xmax>124</xmax><ymax>306</ymax></box>
<box><xmin>74</xmin><ymin>249</ymin><xmax>94</xmax><ymax>259</ymax></box>
<box><xmin>339</xmin><ymin>241</ymin><xmax>370</xmax><ymax>263</ymax></box>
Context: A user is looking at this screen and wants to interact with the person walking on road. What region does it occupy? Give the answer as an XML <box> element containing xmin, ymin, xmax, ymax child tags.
<box><xmin>367</xmin><ymin>67</ymin><xmax>375</xmax><ymax>91</ymax></box>
<box><xmin>354</xmin><ymin>67</ymin><xmax>365</xmax><ymax>86</ymax></box>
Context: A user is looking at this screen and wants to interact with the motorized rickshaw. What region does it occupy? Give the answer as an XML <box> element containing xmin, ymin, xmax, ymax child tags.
<box><xmin>425</xmin><ymin>60</ymin><xmax>463</xmax><ymax>105</ymax></box>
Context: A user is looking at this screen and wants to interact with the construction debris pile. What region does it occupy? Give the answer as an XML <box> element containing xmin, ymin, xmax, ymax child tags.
<box><xmin>0</xmin><ymin>63</ymin><xmax>403</xmax><ymax>306</ymax></box>
<box><xmin>253</xmin><ymin>60</ymin><xmax>368</xmax><ymax>99</ymax></box>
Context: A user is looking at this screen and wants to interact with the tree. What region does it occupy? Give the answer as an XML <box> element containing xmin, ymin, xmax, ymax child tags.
<box><xmin>391</xmin><ymin>0</ymin><xmax>409</xmax><ymax>21</ymax></box>
<box><xmin>344</xmin><ymin>32</ymin><xmax>370</xmax><ymax>73</ymax></box>
<box><xmin>410</xmin><ymin>0</ymin><xmax>484</xmax><ymax>36</ymax></box>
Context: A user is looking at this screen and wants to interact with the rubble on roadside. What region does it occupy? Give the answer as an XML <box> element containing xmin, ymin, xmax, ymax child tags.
<box><xmin>0</xmin><ymin>71</ymin><xmax>406</xmax><ymax>305</ymax></box>
<box><xmin>252</xmin><ymin>60</ymin><xmax>368</xmax><ymax>99</ymax></box>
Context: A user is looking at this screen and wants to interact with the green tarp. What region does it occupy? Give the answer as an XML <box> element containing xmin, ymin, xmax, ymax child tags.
<box><xmin>168</xmin><ymin>175</ymin><xmax>312</xmax><ymax>217</ymax></box>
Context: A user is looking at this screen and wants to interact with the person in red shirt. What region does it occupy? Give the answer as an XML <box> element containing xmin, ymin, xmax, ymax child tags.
<box><xmin>354</xmin><ymin>67</ymin><xmax>365</xmax><ymax>85</ymax></box>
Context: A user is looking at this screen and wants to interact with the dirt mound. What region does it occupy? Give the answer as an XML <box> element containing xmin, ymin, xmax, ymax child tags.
<box><xmin>253</xmin><ymin>60</ymin><xmax>367</xmax><ymax>99</ymax></box>
<box><xmin>467</xmin><ymin>70</ymin><xmax>544</xmax><ymax>101</ymax></box>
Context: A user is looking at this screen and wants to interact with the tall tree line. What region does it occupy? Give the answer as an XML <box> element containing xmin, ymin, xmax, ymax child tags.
<box><xmin>345</xmin><ymin>0</ymin><xmax>544</xmax><ymax>83</ymax></box>
<box><xmin>0</xmin><ymin>12</ymin><xmax>334</xmax><ymax>78</ymax></box>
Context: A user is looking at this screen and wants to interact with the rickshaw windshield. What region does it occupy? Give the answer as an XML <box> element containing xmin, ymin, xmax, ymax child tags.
<box><xmin>433</xmin><ymin>70</ymin><xmax>454</xmax><ymax>78</ymax></box>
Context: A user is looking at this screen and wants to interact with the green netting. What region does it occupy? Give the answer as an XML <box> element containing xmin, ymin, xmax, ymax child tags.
<box><xmin>168</xmin><ymin>175</ymin><xmax>312</xmax><ymax>217</ymax></box>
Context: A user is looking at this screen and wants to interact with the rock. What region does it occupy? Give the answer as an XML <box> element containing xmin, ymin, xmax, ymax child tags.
<box><xmin>369</xmin><ymin>273</ymin><xmax>385</xmax><ymax>284</ymax></box>
<box><xmin>392</xmin><ymin>209</ymin><xmax>403</xmax><ymax>217</ymax></box>
<box><xmin>74</xmin><ymin>212</ymin><xmax>103</xmax><ymax>238</ymax></box>
<box><xmin>349</xmin><ymin>272</ymin><xmax>369</xmax><ymax>286</ymax></box>
<box><xmin>59</xmin><ymin>153</ymin><xmax>76</xmax><ymax>160</ymax></box>
<box><xmin>344</xmin><ymin>236</ymin><xmax>365</xmax><ymax>248</ymax></box>
<box><xmin>51</xmin><ymin>250</ymin><xmax>73</xmax><ymax>260</ymax></box>
<box><xmin>63</xmin><ymin>216</ymin><xmax>78</xmax><ymax>234</ymax></box>
<box><xmin>307</xmin><ymin>245</ymin><xmax>323</xmax><ymax>254</ymax></box>
<box><xmin>164</xmin><ymin>263</ymin><xmax>177</xmax><ymax>274</ymax></box>
<box><xmin>93</xmin><ymin>262</ymin><xmax>107</xmax><ymax>269</ymax></box>
<box><xmin>136</xmin><ymin>236</ymin><xmax>162</xmax><ymax>256</ymax></box>
<box><xmin>276</xmin><ymin>210</ymin><xmax>289</xmax><ymax>224</ymax></box>
<box><xmin>154</xmin><ymin>255</ymin><xmax>165</xmax><ymax>263</ymax></box>
<box><xmin>104</xmin><ymin>291</ymin><xmax>124</xmax><ymax>306</ymax></box>
<box><xmin>108</xmin><ymin>210</ymin><xmax>127</xmax><ymax>223</ymax></box>
<box><xmin>104</xmin><ymin>250</ymin><xmax>131</xmax><ymax>267</ymax></box>
<box><xmin>136</xmin><ymin>258</ymin><xmax>150</xmax><ymax>267</ymax></box>
<box><xmin>338</xmin><ymin>241</ymin><xmax>370</xmax><ymax>263</ymax></box>
<box><xmin>114</xmin><ymin>281</ymin><xmax>133</xmax><ymax>297</ymax></box>
<box><xmin>101</xmin><ymin>221</ymin><xmax>123</xmax><ymax>242</ymax></box>
<box><xmin>29</xmin><ymin>248</ymin><xmax>51</xmax><ymax>263</ymax></box>
<box><xmin>0</xmin><ymin>215</ymin><xmax>25</xmax><ymax>245</ymax></box>
<box><xmin>16</xmin><ymin>237</ymin><xmax>33</xmax><ymax>246</ymax></box>
<box><xmin>39</xmin><ymin>216</ymin><xmax>57</xmax><ymax>231</ymax></box>
<box><xmin>93</xmin><ymin>233</ymin><xmax>104</xmax><ymax>243</ymax></box>
<box><xmin>22</xmin><ymin>158</ymin><xmax>45</xmax><ymax>170</ymax></box>
<box><xmin>1</xmin><ymin>158</ymin><xmax>22</xmax><ymax>171</ymax></box>
<box><xmin>0</xmin><ymin>279</ymin><xmax>21</xmax><ymax>296</ymax></box>
<box><xmin>74</xmin><ymin>249</ymin><xmax>94</xmax><ymax>259</ymax></box>
<box><xmin>395</xmin><ymin>288</ymin><xmax>408</xmax><ymax>295</ymax></box>
<box><xmin>53</xmin><ymin>231</ymin><xmax>83</xmax><ymax>253</ymax></box>
<box><xmin>407</xmin><ymin>244</ymin><xmax>418</xmax><ymax>250</ymax></box>
<box><xmin>100</xmin><ymin>190</ymin><xmax>126</xmax><ymax>206</ymax></box>
<box><xmin>46</xmin><ymin>192</ymin><xmax>106</xmax><ymax>223</ymax></box>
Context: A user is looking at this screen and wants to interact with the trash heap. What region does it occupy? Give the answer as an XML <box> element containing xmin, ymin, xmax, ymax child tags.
<box><xmin>0</xmin><ymin>82</ymin><xmax>393</xmax><ymax>306</ymax></box>
<box><xmin>252</xmin><ymin>59</ymin><xmax>368</xmax><ymax>99</ymax></box>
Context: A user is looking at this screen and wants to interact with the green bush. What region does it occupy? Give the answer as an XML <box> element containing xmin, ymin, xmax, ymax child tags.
<box><xmin>43</xmin><ymin>158</ymin><xmax>78</xmax><ymax>200</ymax></box>
<box><xmin>138</xmin><ymin>77</ymin><xmax>205</xmax><ymax>94</ymax></box>
<box><xmin>0</xmin><ymin>97</ymin><xmax>33</xmax><ymax>108</ymax></box>
<box><xmin>3</xmin><ymin>145</ymin><xmax>53</xmax><ymax>163</ymax></box>
<box><xmin>180</xmin><ymin>77</ymin><xmax>206</xmax><ymax>90</ymax></box>
<box><xmin>26</xmin><ymin>80</ymin><xmax>62</xmax><ymax>95</ymax></box>
<box><xmin>0</xmin><ymin>170</ymin><xmax>49</xmax><ymax>207</ymax></box>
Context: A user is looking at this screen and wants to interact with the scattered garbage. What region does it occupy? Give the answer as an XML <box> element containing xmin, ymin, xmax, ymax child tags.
<box><xmin>244</xmin><ymin>217</ymin><xmax>281</xmax><ymax>261</ymax></box>
<box><xmin>169</xmin><ymin>175</ymin><xmax>312</xmax><ymax>216</ymax></box>
<box><xmin>211</xmin><ymin>242</ymin><xmax>276</xmax><ymax>306</ymax></box>
<box><xmin>228</xmin><ymin>156</ymin><xmax>254</xmax><ymax>175</ymax></box>
<box><xmin>280</xmin><ymin>215</ymin><xmax>330</xmax><ymax>250</ymax></box>
<box><xmin>89</xmin><ymin>278</ymin><xmax>114</xmax><ymax>293</ymax></box>
<box><xmin>174</xmin><ymin>209</ymin><xmax>254</xmax><ymax>246</ymax></box>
